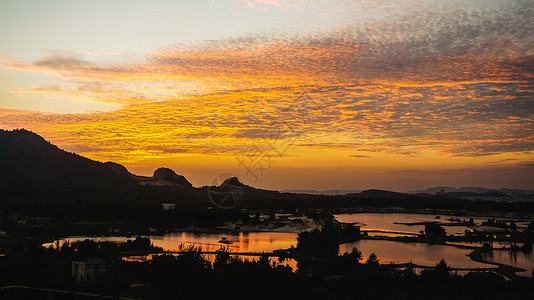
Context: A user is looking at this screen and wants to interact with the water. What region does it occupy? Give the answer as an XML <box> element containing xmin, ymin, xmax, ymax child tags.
<box><xmin>148</xmin><ymin>231</ymin><xmax>298</xmax><ymax>252</ymax></box>
<box><xmin>481</xmin><ymin>251</ymin><xmax>534</xmax><ymax>276</ymax></box>
<box><xmin>44</xmin><ymin>231</ymin><xmax>298</xmax><ymax>252</ymax></box>
<box><xmin>335</xmin><ymin>213</ymin><xmax>476</xmax><ymax>235</ymax></box>
<box><xmin>44</xmin><ymin>231</ymin><xmax>300</xmax><ymax>270</ymax></box>
<box><xmin>335</xmin><ymin>213</ymin><xmax>534</xmax><ymax>275</ymax></box>
<box><xmin>340</xmin><ymin>240</ymin><xmax>487</xmax><ymax>269</ymax></box>
<box><xmin>42</xmin><ymin>213</ymin><xmax>534</xmax><ymax>276</ymax></box>
<box><xmin>123</xmin><ymin>253</ymin><xmax>298</xmax><ymax>270</ymax></box>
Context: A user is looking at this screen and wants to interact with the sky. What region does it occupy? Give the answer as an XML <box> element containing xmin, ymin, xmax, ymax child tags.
<box><xmin>1</xmin><ymin>0</ymin><xmax>533</xmax><ymax>191</ymax></box>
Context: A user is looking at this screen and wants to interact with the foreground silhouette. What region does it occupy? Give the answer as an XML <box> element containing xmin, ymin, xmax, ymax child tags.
<box><xmin>1</xmin><ymin>229</ymin><xmax>533</xmax><ymax>299</ymax></box>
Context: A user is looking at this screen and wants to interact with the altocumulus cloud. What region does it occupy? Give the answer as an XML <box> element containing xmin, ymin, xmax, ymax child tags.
<box><xmin>0</xmin><ymin>1</ymin><xmax>533</xmax><ymax>161</ymax></box>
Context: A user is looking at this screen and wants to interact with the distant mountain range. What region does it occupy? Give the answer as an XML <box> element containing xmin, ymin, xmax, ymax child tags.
<box><xmin>285</xmin><ymin>186</ymin><xmax>534</xmax><ymax>199</ymax></box>
<box><xmin>409</xmin><ymin>186</ymin><xmax>534</xmax><ymax>197</ymax></box>
<box><xmin>281</xmin><ymin>190</ymin><xmax>361</xmax><ymax>196</ymax></box>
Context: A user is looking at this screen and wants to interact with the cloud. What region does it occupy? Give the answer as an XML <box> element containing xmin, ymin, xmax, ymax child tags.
<box><xmin>34</xmin><ymin>52</ymin><xmax>89</xmax><ymax>69</ymax></box>
<box><xmin>348</xmin><ymin>154</ymin><xmax>372</xmax><ymax>158</ymax></box>
<box><xmin>239</xmin><ymin>0</ymin><xmax>308</xmax><ymax>9</ymax></box>
<box><xmin>0</xmin><ymin>1</ymin><xmax>533</xmax><ymax>162</ymax></box>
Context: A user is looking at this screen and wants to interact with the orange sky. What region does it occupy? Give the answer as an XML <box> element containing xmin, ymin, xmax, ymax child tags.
<box><xmin>1</xmin><ymin>0</ymin><xmax>533</xmax><ymax>191</ymax></box>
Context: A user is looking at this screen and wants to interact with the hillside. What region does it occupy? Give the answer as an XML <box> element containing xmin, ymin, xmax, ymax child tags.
<box><xmin>0</xmin><ymin>129</ymin><xmax>291</xmax><ymax>206</ymax></box>
<box><xmin>0</xmin><ymin>129</ymin><xmax>132</xmax><ymax>187</ymax></box>
<box><xmin>409</xmin><ymin>186</ymin><xmax>534</xmax><ymax>202</ymax></box>
<box><xmin>2</xmin><ymin>129</ymin><xmax>532</xmax><ymax>212</ymax></box>
<box><xmin>0</xmin><ymin>129</ymin><xmax>194</xmax><ymax>200</ymax></box>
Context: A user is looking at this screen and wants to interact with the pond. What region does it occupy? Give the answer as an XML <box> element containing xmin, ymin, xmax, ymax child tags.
<box><xmin>335</xmin><ymin>213</ymin><xmax>534</xmax><ymax>275</ymax></box>
<box><xmin>481</xmin><ymin>250</ymin><xmax>534</xmax><ymax>276</ymax></box>
<box><xmin>340</xmin><ymin>239</ymin><xmax>488</xmax><ymax>269</ymax></box>
<box><xmin>44</xmin><ymin>231</ymin><xmax>299</xmax><ymax>270</ymax></box>
<box><xmin>43</xmin><ymin>231</ymin><xmax>298</xmax><ymax>253</ymax></box>
<box><xmin>335</xmin><ymin>212</ymin><xmax>480</xmax><ymax>235</ymax></box>
<box><xmin>42</xmin><ymin>213</ymin><xmax>534</xmax><ymax>276</ymax></box>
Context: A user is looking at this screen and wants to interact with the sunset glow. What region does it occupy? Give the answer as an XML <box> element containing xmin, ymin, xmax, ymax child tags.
<box><xmin>1</xmin><ymin>0</ymin><xmax>533</xmax><ymax>190</ymax></box>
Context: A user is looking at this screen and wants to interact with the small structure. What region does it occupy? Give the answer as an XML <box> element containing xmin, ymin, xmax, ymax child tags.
<box><xmin>72</xmin><ymin>259</ymin><xmax>105</xmax><ymax>281</ymax></box>
<box><xmin>274</xmin><ymin>213</ymin><xmax>292</xmax><ymax>220</ymax></box>
<box><xmin>162</xmin><ymin>203</ymin><xmax>176</xmax><ymax>211</ymax></box>
<box><xmin>218</xmin><ymin>236</ymin><xmax>233</xmax><ymax>244</ymax></box>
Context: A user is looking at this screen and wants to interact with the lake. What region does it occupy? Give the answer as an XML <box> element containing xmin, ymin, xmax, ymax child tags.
<box><xmin>339</xmin><ymin>239</ymin><xmax>486</xmax><ymax>269</ymax></box>
<box><xmin>44</xmin><ymin>231</ymin><xmax>298</xmax><ymax>252</ymax></box>
<box><xmin>43</xmin><ymin>213</ymin><xmax>534</xmax><ymax>275</ymax></box>
<box><xmin>44</xmin><ymin>231</ymin><xmax>299</xmax><ymax>269</ymax></box>
<box><xmin>335</xmin><ymin>213</ymin><xmax>534</xmax><ymax>275</ymax></box>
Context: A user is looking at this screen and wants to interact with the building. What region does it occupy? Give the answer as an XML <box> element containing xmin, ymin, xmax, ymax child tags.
<box><xmin>71</xmin><ymin>259</ymin><xmax>105</xmax><ymax>281</ymax></box>
<box><xmin>162</xmin><ymin>203</ymin><xmax>176</xmax><ymax>211</ymax></box>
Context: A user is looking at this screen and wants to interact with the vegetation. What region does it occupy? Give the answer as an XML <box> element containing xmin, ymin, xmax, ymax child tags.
<box><xmin>1</xmin><ymin>234</ymin><xmax>533</xmax><ymax>299</ymax></box>
<box><xmin>424</xmin><ymin>223</ymin><xmax>447</xmax><ymax>238</ymax></box>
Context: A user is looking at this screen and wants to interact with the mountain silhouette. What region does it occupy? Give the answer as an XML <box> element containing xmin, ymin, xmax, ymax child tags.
<box><xmin>0</xmin><ymin>129</ymin><xmax>291</xmax><ymax>205</ymax></box>
<box><xmin>0</xmin><ymin>129</ymin><xmax>192</xmax><ymax>195</ymax></box>
<box><xmin>343</xmin><ymin>189</ymin><xmax>406</xmax><ymax>199</ymax></box>
<box><xmin>218</xmin><ymin>177</ymin><xmax>249</xmax><ymax>189</ymax></box>
<box><xmin>139</xmin><ymin>167</ymin><xmax>193</xmax><ymax>188</ymax></box>
<box><xmin>4</xmin><ymin>129</ymin><xmax>529</xmax><ymax>209</ymax></box>
<box><xmin>409</xmin><ymin>186</ymin><xmax>534</xmax><ymax>197</ymax></box>
<box><xmin>0</xmin><ymin>129</ymin><xmax>132</xmax><ymax>188</ymax></box>
<box><xmin>281</xmin><ymin>189</ymin><xmax>361</xmax><ymax>196</ymax></box>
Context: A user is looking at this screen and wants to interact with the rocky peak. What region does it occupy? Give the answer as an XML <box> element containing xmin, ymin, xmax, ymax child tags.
<box><xmin>104</xmin><ymin>162</ymin><xmax>133</xmax><ymax>177</ymax></box>
<box><xmin>220</xmin><ymin>177</ymin><xmax>248</xmax><ymax>188</ymax></box>
<box><xmin>150</xmin><ymin>167</ymin><xmax>193</xmax><ymax>187</ymax></box>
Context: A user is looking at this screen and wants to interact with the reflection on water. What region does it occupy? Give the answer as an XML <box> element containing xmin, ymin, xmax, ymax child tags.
<box><xmin>45</xmin><ymin>231</ymin><xmax>300</xmax><ymax>270</ymax></box>
<box><xmin>482</xmin><ymin>251</ymin><xmax>534</xmax><ymax>276</ymax></box>
<box><xmin>149</xmin><ymin>231</ymin><xmax>298</xmax><ymax>252</ymax></box>
<box><xmin>335</xmin><ymin>213</ymin><xmax>472</xmax><ymax>235</ymax></box>
<box><xmin>123</xmin><ymin>253</ymin><xmax>298</xmax><ymax>270</ymax></box>
<box><xmin>42</xmin><ymin>213</ymin><xmax>533</xmax><ymax>276</ymax></box>
<box><xmin>448</xmin><ymin>241</ymin><xmax>523</xmax><ymax>248</ymax></box>
<box><xmin>340</xmin><ymin>240</ymin><xmax>488</xmax><ymax>269</ymax></box>
<box><xmin>43</xmin><ymin>236</ymin><xmax>132</xmax><ymax>248</ymax></box>
<box><xmin>336</xmin><ymin>213</ymin><xmax>425</xmax><ymax>234</ymax></box>
<box><xmin>335</xmin><ymin>213</ymin><xmax>534</xmax><ymax>276</ymax></box>
<box><xmin>44</xmin><ymin>231</ymin><xmax>298</xmax><ymax>253</ymax></box>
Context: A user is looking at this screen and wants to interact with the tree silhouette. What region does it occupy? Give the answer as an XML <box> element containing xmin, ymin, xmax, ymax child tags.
<box><xmin>365</xmin><ymin>253</ymin><xmax>379</xmax><ymax>266</ymax></box>
<box><xmin>297</xmin><ymin>224</ymin><xmax>339</xmax><ymax>259</ymax></box>
<box><xmin>424</xmin><ymin>223</ymin><xmax>447</xmax><ymax>238</ymax></box>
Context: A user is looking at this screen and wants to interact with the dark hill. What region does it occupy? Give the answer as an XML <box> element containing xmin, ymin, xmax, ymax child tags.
<box><xmin>138</xmin><ymin>167</ymin><xmax>193</xmax><ymax>188</ymax></box>
<box><xmin>0</xmin><ymin>129</ymin><xmax>136</xmax><ymax>189</ymax></box>
<box><xmin>0</xmin><ymin>129</ymin><xmax>194</xmax><ymax>200</ymax></box>
<box><xmin>104</xmin><ymin>161</ymin><xmax>134</xmax><ymax>178</ymax></box>
<box><xmin>4</xmin><ymin>130</ymin><xmax>531</xmax><ymax>213</ymax></box>
<box><xmin>348</xmin><ymin>189</ymin><xmax>406</xmax><ymax>199</ymax></box>
<box><xmin>0</xmin><ymin>129</ymin><xmax>289</xmax><ymax>206</ymax></box>
<box><xmin>219</xmin><ymin>177</ymin><xmax>250</xmax><ymax>189</ymax></box>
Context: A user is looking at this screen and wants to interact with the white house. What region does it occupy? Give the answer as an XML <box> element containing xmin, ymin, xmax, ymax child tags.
<box><xmin>72</xmin><ymin>259</ymin><xmax>105</xmax><ymax>281</ymax></box>
<box><xmin>162</xmin><ymin>203</ymin><xmax>176</xmax><ymax>211</ymax></box>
